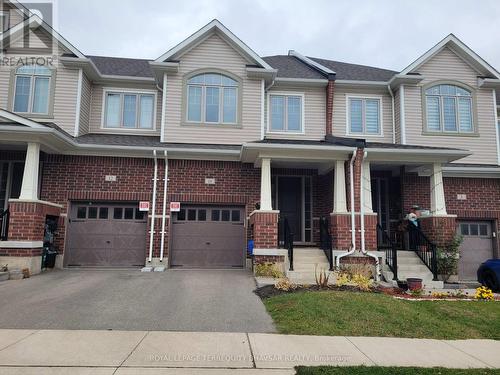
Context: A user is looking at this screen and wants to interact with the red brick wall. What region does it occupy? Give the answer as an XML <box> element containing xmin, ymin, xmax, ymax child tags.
<box><xmin>249</xmin><ymin>211</ymin><xmax>279</xmax><ymax>249</ymax></box>
<box><xmin>330</xmin><ymin>213</ymin><xmax>377</xmax><ymax>251</ymax></box>
<box><xmin>326</xmin><ymin>80</ymin><xmax>334</xmax><ymax>135</ymax></box>
<box><xmin>7</xmin><ymin>201</ymin><xmax>61</xmax><ymax>242</ymax></box>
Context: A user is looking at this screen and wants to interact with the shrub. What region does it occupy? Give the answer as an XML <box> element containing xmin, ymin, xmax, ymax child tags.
<box><xmin>255</xmin><ymin>262</ymin><xmax>284</xmax><ymax>278</ymax></box>
<box><xmin>475</xmin><ymin>286</ymin><xmax>494</xmax><ymax>301</ymax></box>
<box><xmin>351</xmin><ymin>274</ymin><xmax>373</xmax><ymax>291</ymax></box>
<box><xmin>340</xmin><ymin>263</ymin><xmax>373</xmax><ymax>279</ymax></box>
<box><xmin>410</xmin><ymin>288</ymin><xmax>424</xmax><ymax>297</ymax></box>
<box><xmin>314</xmin><ymin>265</ymin><xmax>331</xmax><ymax>289</ymax></box>
<box><xmin>274</xmin><ymin>277</ymin><xmax>297</xmax><ymax>291</ymax></box>
<box><xmin>437</xmin><ymin>235</ymin><xmax>462</xmax><ymax>282</ymax></box>
<box><xmin>335</xmin><ymin>272</ymin><xmax>350</xmax><ymax>287</ymax></box>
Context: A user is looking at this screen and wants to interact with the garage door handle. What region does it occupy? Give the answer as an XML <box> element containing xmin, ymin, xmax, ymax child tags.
<box><xmin>206</xmin><ymin>242</ymin><xmax>211</xmax><ymax>245</ymax></box>
<box><xmin>106</xmin><ymin>240</ymin><xmax>111</xmax><ymax>244</ymax></box>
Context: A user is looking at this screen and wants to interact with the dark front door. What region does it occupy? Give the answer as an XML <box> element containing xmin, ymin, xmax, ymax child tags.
<box><xmin>371</xmin><ymin>177</ymin><xmax>390</xmax><ymax>234</ymax></box>
<box><xmin>66</xmin><ymin>202</ymin><xmax>147</xmax><ymax>267</ymax></box>
<box><xmin>170</xmin><ymin>206</ymin><xmax>245</xmax><ymax>268</ymax></box>
<box><xmin>278</xmin><ymin>176</ymin><xmax>302</xmax><ymax>242</ymax></box>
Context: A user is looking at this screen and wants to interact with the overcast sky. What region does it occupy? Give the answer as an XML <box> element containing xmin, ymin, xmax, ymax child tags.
<box><xmin>49</xmin><ymin>0</ymin><xmax>500</xmax><ymax>72</ymax></box>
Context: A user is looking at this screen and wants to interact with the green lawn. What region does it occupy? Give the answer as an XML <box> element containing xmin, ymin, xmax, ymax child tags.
<box><xmin>296</xmin><ymin>367</ymin><xmax>500</xmax><ymax>375</ymax></box>
<box><xmin>263</xmin><ymin>291</ymin><xmax>500</xmax><ymax>339</ymax></box>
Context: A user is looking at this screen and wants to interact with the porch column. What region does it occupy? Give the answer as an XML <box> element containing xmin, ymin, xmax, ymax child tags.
<box><xmin>19</xmin><ymin>142</ymin><xmax>40</xmax><ymax>201</ymax></box>
<box><xmin>260</xmin><ymin>157</ymin><xmax>272</xmax><ymax>211</ymax></box>
<box><xmin>362</xmin><ymin>160</ymin><xmax>373</xmax><ymax>213</ymax></box>
<box><xmin>430</xmin><ymin>163</ymin><xmax>447</xmax><ymax>215</ymax></box>
<box><xmin>332</xmin><ymin>160</ymin><xmax>347</xmax><ymax>213</ymax></box>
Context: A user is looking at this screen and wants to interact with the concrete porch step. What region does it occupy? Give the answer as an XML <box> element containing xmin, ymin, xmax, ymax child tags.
<box><xmin>287</xmin><ymin>270</ymin><xmax>335</xmax><ymax>285</ymax></box>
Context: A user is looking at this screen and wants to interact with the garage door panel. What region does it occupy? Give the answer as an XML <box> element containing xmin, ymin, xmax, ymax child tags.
<box><xmin>170</xmin><ymin>206</ymin><xmax>245</xmax><ymax>268</ymax></box>
<box><xmin>66</xmin><ymin>203</ymin><xmax>147</xmax><ymax>267</ymax></box>
<box><xmin>458</xmin><ymin>221</ymin><xmax>494</xmax><ymax>281</ymax></box>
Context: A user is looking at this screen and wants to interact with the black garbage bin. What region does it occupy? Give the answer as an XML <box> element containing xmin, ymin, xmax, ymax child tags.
<box><xmin>42</xmin><ymin>247</ymin><xmax>57</xmax><ymax>268</ymax></box>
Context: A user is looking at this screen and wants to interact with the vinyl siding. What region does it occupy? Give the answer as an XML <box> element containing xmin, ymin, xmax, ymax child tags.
<box><xmin>164</xmin><ymin>33</ymin><xmax>261</xmax><ymax>144</ymax></box>
<box><xmin>6</xmin><ymin>5</ymin><xmax>24</xmax><ymax>28</ymax></box>
<box><xmin>403</xmin><ymin>47</ymin><xmax>498</xmax><ymax>164</ymax></box>
<box><xmin>88</xmin><ymin>83</ymin><xmax>162</xmax><ymax>136</ymax></box>
<box><xmin>0</xmin><ymin>52</ymin><xmax>79</xmax><ymax>135</ymax></box>
<box><xmin>265</xmin><ymin>85</ymin><xmax>325</xmax><ymax>140</ymax></box>
<box><xmin>332</xmin><ymin>86</ymin><xmax>393</xmax><ymax>143</ymax></box>
<box><xmin>78</xmin><ymin>72</ymin><xmax>91</xmax><ymax>135</ymax></box>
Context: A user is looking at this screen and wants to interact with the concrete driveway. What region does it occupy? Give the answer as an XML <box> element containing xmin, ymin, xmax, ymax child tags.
<box><xmin>0</xmin><ymin>269</ymin><xmax>275</xmax><ymax>333</ymax></box>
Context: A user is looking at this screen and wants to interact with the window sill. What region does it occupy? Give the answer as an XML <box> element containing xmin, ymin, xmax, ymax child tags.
<box><xmin>100</xmin><ymin>127</ymin><xmax>157</xmax><ymax>132</ymax></box>
<box><xmin>181</xmin><ymin>122</ymin><xmax>242</xmax><ymax>129</ymax></box>
<box><xmin>346</xmin><ymin>132</ymin><xmax>383</xmax><ymax>137</ymax></box>
<box><xmin>266</xmin><ymin>130</ymin><xmax>305</xmax><ymax>135</ymax></box>
<box><xmin>421</xmin><ymin>131</ymin><xmax>479</xmax><ymax>137</ymax></box>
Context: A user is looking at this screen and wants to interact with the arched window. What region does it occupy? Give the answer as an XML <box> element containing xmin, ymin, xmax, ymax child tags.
<box><xmin>186</xmin><ymin>72</ymin><xmax>238</xmax><ymax>124</ymax></box>
<box><xmin>13</xmin><ymin>65</ymin><xmax>52</xmax><ymax>115</ymax></box>
<box><xmin>425</xmin><ymin>84</ymin><xmax>473</xmax><ymax>133</ymax></box>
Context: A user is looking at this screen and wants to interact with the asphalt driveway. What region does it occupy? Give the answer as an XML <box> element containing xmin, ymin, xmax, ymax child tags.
<box><xmin>0</xmin><ymin>269</ymin><xmax>275</xmax><ymax>333</ymax></box>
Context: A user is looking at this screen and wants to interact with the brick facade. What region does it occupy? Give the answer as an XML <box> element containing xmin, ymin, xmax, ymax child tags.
<box><xmin>325</xmin><ymin>80</ymin><xmax>335</xmax><ymax>135</ymax></box>
<box><xmin>249</xmin><ymin>211</ymin><xmax>279</xmax><ymax>249</ymax></box>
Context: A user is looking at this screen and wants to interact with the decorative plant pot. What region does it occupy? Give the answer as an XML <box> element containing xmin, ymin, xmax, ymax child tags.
<box><xmin>397</xmin><ymin>280</ymin><xmax>409</xmax><ymax>291</ymax></box>
<box><xmin>0</xmin><ymin>272</ymin><xmax>8</xmax><ymax>282</ymax></box>
<box><xmin>407</xmin><ymin>278</ymin><xmax>423</xmax><ymax>291</ymax></box>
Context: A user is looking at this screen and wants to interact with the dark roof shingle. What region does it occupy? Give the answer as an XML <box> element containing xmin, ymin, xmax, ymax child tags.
<box><xmin>262</xmin><ymin>55</ymin><xmax>325</xmax><ymax>79</ymax></box>
<box><xmin>87</xmin><ymin>55</ymin><xmax>153</xmax><ymax>78</ymax></box>
<box><xmin>309</xmin><ymin>57</ymin><xmax>398</xmax><ymax>81</ymax></box>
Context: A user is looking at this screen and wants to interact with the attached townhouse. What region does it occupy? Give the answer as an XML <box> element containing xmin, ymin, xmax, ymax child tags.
<box><xmin>1</xmin><ymin>1</ymin><xmax>499</xmax><ymax>286</ymax></box>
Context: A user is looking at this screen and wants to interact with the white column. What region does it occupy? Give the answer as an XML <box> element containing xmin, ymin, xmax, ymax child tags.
<box><xmin>19</xmin><ymin>142</ymin><xmax>40</xmax><ymax>200</ymax></box>
<box><xmin>260</xmin><ymin>158</ymin><xmax>272</xmax><ymax>211</ymax></box>
<box><xmin>332</xmin><ymin>160</ymin><xmax>347</xmax><ymax>213</ymax></box>
<box><xmin>362</xmin><ymin>160</ymin><xmax>373</xmax><ymax>213</ymax></box>
<box><xmin>430</xmin><ymin>163</ymin><xmax>447</xmax><ymax>215</ymax></box>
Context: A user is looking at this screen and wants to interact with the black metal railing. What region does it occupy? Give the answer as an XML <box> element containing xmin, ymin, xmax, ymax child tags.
<box><xmin>279</xmin><ymin>217</ymin><xmax>294</xmax><ymax>271</ymax></box>
<box><xmin>319</xmin><ymin>217</ymin><xmax>334</xmax><ymax>271</ymax></box>
<box><xmin>407</xmin><ymin>223</ymin><xmax>438</xmax><ymax>281</ymax></box>
<box><xmin>376</xmin><ymin>224</ymin><xmax>397</xmax><ymax>280</ymax></box>
<box><xmin>0</xmin><ymin>208</ymin><xmax>9</xmax><ymax>241</ymax></box>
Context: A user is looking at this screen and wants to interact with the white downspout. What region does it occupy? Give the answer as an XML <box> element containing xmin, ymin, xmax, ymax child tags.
<box><xmin>360</xmin><ymin>150</ymin><xmax>380</xmax><ymax>281</ymax></box>
<box><xmin>336</xmin><ymin>151</ymin><xmax>357</xmax><ymax>268</ymax></box>
<box><xmin>160</xmin><ymin>151</ymin><xmax>168</xmax><ymax>262</ymax></box>
<box><xmin>388</xmin><ymin>84</ymin><xmax>396</xmax><ymax>144</ymax></box>
<box><xmin>148</xmin><ymin>150</ymin><xmax>158</xmax><ymax>263</ymax></box>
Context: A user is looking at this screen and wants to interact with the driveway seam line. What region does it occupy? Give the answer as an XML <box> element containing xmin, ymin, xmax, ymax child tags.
<box><xmin>0</xmin><ymin>330</ymin><xmax>40</xmax><ymax>353</ymax></box>
<box><xmin>112</xmin><ymin>331</ymin><xmax>149</xmax><ymax>375</ymax></box>
<box><xmin>246</xmin><ymin>332</ymin><xmax>256</xmax><ymax>368</ymax></box>
<box><xmin>441</xmin><ymin>340</ymin><xmax>493</xmax><ymax>368</ymax></box>
<box><xmin>344</xmin><ymin>336</ymin><xmax>377</xmax><ymax>366</ymax></box>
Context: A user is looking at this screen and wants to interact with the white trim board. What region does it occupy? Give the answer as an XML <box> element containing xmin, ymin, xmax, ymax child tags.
<box><xmin>345</xmin><ymin>94</ymin><xmax>384</xmax><ymax>137</ymax></box>
<box><xmin>266</xmin><ymin>91</ymin><xmax>306</xmax><ymax>135</ymax></box>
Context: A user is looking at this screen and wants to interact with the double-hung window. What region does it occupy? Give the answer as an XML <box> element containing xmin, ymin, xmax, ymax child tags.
<box><xmin>425</xmin><ymin>84</ymin><xmax>473</xmax><ymax>133</ymax></box>
<box><xmin>186</xmin><ymin>73</ymin><xmax>238</xmax><ymax>124</ymax></box>
<box><xmin>268</xmin><ymin>93</ymin><xmax>303</xmax><ymax>133</ymax></box>
<box><xmin>13</xmin><ymin>65</ymin><xmax>52</xmax><ymax>115</ymax></box>
<box><xmin>1</xmin><ymin>11</ymin><xmax>9</xmax><ymax>32</ymax></box>
<box><xmin>348</xmin><ymin>97</ymin><xmax>381</xmax><ymax>135</ymax></box>
<box><xmin>103</xmin><ymin>91</ymin><xmax>155</xmax><ymax>129</ymax></box>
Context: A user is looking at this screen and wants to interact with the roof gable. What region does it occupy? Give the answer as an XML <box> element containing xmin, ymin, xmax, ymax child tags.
<box><xmin>400</xmin><ymin>34</ymin><xmax>500</xmax><ymax>79</ymax></box>
<box><xmin>155</xmin><ymin>19</ymin><xmax>273</xmax><ymax>70</ymax></box>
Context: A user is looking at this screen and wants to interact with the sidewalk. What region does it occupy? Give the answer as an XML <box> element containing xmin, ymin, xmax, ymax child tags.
<box><xmin>0</xmin><ymin>329</ymin><xmax>498</xmax><ymax>374</ymax></box>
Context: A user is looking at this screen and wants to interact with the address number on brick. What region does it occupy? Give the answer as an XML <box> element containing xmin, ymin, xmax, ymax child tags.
<box><xmin>105</xmin><ymin>175</ymin><xmax>117</xmax><ymax>182</ymax></box>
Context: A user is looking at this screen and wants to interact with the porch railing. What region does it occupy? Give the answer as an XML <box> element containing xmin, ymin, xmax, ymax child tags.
<box><xmin>407</xmin><ymin>223</ymin><xmax>438</xmax><ymax>281</ymax></box>
<box><xmin>376</xmin><ymin>224</ymin><xmax>397</xmax><ymax>280</ymax></box>
<box><xmin>319</xmin><ymin>216</ymin><xmax>334</xmax><ymax>271</ymax></box>
<box><xmin>279</xmin><ymin>217</ymin><xmax>294</xmax><ymax>271</ymax></box>
<box><xmin>0</xmin><ymin>208</ymin><xmax>9</xmax><ymax>241</ymax></box>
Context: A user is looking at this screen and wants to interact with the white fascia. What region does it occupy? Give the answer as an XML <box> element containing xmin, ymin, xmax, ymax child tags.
<box><xmin>288</xmin><ymin>50</ymin><xmax>335</xmax><ymax>76</ymax></box>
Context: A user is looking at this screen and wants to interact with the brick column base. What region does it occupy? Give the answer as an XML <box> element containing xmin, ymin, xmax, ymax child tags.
<box><xmin>419</xmin><ymin>215</ymin><xmax>457</xmax><ymax>248</ymax></box>
<box><xmin>330</xmin><ymin>212</ymin><xmax>378</xmax><ymax>251</ymax></box>
<box><xmin>249</xmin><ymin>210</ymin><xmax>279</xmax><ymax>249</ymax></box>
<box><xmin>0</xmin><ymin>200</ymin><xmax>62</xmax><ymax>275</ymax></box>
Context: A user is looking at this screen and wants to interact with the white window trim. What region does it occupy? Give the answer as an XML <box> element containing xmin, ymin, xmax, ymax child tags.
<box><xmin>266</xmin><ymin>91</ymin><xmax>306</xmax><ymax>135</ymax></box>
<box><xmin>100</xmin><ymin>87</ymin><xmax>157</xmax><ymax>131</ymax></box>
<box><xmin>424</xmin><ymin>86</ymin><xmax>474</xmax><ymax>134</ymax></box>
<box><xmin>13</xmin><ymin>73</ymin><xmax>52</xmax><ymax>116</ymax></box>
<box><xmin>185</xmin><ymin>78</ymin><xmax>239</xmax><ymax>126</ymax></box>
<box><xmin>345</xmin><ymin>94</ymin><xmax>384</xmax><ymax>137</ymax></box>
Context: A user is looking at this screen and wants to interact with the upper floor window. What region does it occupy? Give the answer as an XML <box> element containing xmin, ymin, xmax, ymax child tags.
<box><xmin>425</xmin><ymin>84</ymin><xmax>473</xmax><ymax>133</ymax></box>
<box><xmin>347</xmin><ymin>96</ymin><xmax>381</xmax><ymax>135</ymax></box>
<box><xmin>186</xmin><ymin>73</ymin><xmax>238</xmax><ymax>124</ymax></box>
<box><xmin>103</xmin><ymin>90</ymin><xmax>155</xmax><ymax>129</ymax></box>
<box><xmin>13</xmin><ymin>65</ymin><xmax>52</xmax><ymax>115</ymax></box>
<box><xmin>268</xmin><ymin>93</ymin><xmax>304</xmax><ymax>133</ymax></box>
<box><xmin>0</xmin><ymin>11</ymin><xmax>9</xmax><ymax>32</ymax></box>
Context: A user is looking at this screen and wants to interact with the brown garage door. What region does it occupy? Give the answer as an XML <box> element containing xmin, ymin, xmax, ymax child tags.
<box><xmin>65</xmin><ymin>202</ymin><xmax>147</xmax><ymax>267</ymax></box>
<box><xmin>457</xmin><ymin>221</ymin><xmax>494</xmax><ymax>280</ymax></box>
<box><xmin>170</xmin><ymin>205</ymin><xmax>245</xmax><ymax>268</ymax></box>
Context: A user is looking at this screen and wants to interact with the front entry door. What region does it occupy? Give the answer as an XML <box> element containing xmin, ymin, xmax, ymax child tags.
<box><xmin>371</xmin><ymin>177</ymin><xmax>390</xmax><ymax>235</ymax></box>
<box><xmin>277</xmin><ymin>176</ymin><xmax>302</xmax><ymax>242</ymax></box>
